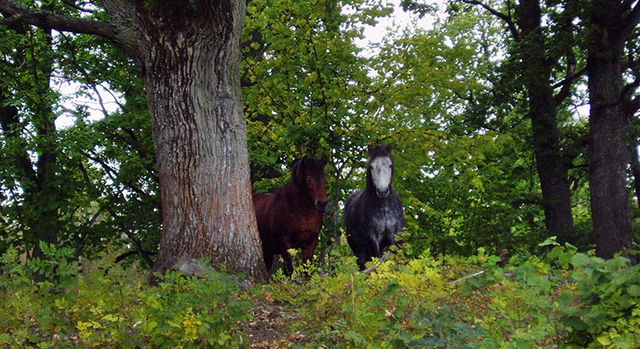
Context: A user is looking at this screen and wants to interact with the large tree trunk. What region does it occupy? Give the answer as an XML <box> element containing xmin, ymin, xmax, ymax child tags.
<box><xmin>528</xmin><ymin>94</ymin><xmax>575</xmax><ymax>242</ymax></box>
<box><xmin>587</xmin><ymin>53</ymin><xmax>636</xmax><ymax>260</ymax></box>
<box><xmin>131</xmin><ymin>2</ymin><xmax>267</xmax><ymax>279</ymax></box>
<box><xmin>517</xmin><ymin>0</ymin><xmax>575</xmax><ymax>242</ymax></box>
<box><xmin>583</xmin><ymin>1</ymin><xmax>638</xmax><ymax>262</ymax></box>
<box><xmin>0</xmin><ymin>0</ymin><xmax>268</xmax><ymax>280</ymax></box>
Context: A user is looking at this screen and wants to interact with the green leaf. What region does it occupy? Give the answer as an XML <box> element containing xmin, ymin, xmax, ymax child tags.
<box><xmin>627</xmin><ymin>284</ymin><xmax>640</xmax><ymax>297</ymax></box>
<box><xmin>570</xmin><ymin>254</ymin><xmax>592</xmax><ymax>268</ymax></box>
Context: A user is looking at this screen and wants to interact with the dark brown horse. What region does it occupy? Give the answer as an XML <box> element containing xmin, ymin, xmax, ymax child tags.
<box><xmin>253</xmin><ymin>157</ymin><xmax>328</xmax><ymax>276</ymax></box>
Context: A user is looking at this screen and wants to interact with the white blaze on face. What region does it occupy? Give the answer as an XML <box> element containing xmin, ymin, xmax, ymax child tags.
<box><xmin>371</xmin><ymin>156</ymin><xmax>392</xmax><ymax>195</ymax></box>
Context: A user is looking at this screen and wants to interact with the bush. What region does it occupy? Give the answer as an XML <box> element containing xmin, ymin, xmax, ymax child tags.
<box><xmin>0</xmin><ymin>243</ymin><xmax>252</xmax><ymax>348</ymax></box>
<box><xmin>460</xmin><ymin>240</ymin><xmax>640</xmax><ymax>348</ymax></box>
<box><xmin>1</xmin><ymin>240</ymin><xmax>638</xmax><ymax>348</ymax></box>
<box><xmin>557</xmin><ymin>249</ymin><xmax>640</xmax><ymax>348</ymax></box>
<box><xmin>260</xmin><ymin>250</ymin><xmax>483</xmax><ymax>348</ymax></box>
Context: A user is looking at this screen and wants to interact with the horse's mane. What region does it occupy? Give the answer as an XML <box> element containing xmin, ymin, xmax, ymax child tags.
<box><xmin>367</xmin><ymin>145</ymin><xmax>393</xmax><ymax>162</ymax></box>
<box><xmin>291</xmin><ymin>157</ymin><xmax>326</xmax><ymax>188</ymax></box>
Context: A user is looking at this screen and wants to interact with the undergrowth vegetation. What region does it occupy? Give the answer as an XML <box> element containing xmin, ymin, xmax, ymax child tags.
<box><xmin>1</xmin><ymin>240</ymin><xmax>638</xmax><ymax>348</ymax></box>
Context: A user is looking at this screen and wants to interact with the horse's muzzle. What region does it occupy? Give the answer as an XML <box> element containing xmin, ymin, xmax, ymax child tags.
<box><xmin>315</xmin><ymin>200</ymin><xmax>328</xmax><ymax>212</ymax></box>
<box><xmin>376</xmin><ymin>188</ymin><xmax>390</xmax><ymax>199</ymax></box>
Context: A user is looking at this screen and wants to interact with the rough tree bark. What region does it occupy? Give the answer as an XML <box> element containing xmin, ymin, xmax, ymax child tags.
<box><xmin>517</xmin><ymin>0</ymin><xmax>575</xmax><ymax>243</ymax></box>
<box><xmin>0</xmin><ymin>0</ymin><xmax>268</xmax><ymax>280</ymax></box>
<box><xmin>463</xmin><ymin>0</ymin><xmax>577</xmax><ymax>242</ymax></box>
<box><xmin>582</xmin><ymin>0</ymin><xmax>640</xmax><ymax>261</ymax></box>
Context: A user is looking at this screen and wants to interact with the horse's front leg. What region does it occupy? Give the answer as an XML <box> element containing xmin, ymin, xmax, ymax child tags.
<box><xmin>369</xmin><ymin>233</ymin><xmax>382</xmax><ymax>259</ymax></box>
<box><xmin>301</xmin><ymin>235</ymin><xmax>319</xmax><ymax>262</ymax></box>
<box><xmin>380</xmin><ymin>232</ymin><xmax>396</xmax><ymax>254</ymax></box>
<box><xmin>279</xmin><ymin>236</ymin><xmax>295</xmax><ymax>277</ymax></box>
<box><xmin>281</xmin><ymin>251</ymin><xmax>294</xmax><ymax>277</ymax></box>
<box><xmin>263</xmin><ymin>251</ymin><xmax>275</xmax><ymax>272</ymax></box>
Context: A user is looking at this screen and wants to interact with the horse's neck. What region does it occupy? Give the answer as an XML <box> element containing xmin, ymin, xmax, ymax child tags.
<box><xmin>279</xmin><ymin>183</ymin><xmax>312</xmax><ymax>207</ymax></box>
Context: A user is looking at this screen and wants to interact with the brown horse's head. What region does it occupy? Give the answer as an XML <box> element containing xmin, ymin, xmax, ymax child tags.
<box><xmin>292</xmin><ymin>157</ymin><xmax>328</xmax><ymax>212</ymax></box>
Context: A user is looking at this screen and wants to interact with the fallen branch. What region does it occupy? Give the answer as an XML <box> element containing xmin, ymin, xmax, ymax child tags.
<box><xmin>448</xmin><ymin>270</ymin><xmax>486</xmax><ymax>285</ymax></box>
<box><xmin>362</xmin><ymin>252</ymin><xmax>391</xmax><ymax>275</ymax></box>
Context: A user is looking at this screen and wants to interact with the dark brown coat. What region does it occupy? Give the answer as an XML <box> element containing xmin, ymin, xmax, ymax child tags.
<box><xmin>253</xmin><ymin>157</ymin><xmax>327</xmax><ymax>276</ymax></box>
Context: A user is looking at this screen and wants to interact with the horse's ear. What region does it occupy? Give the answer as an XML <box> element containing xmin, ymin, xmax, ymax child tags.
<box><xmin>367</xmin><ymin>145</ymin><xmax>374</xmax><ymax>154</ymax></box>
<box><xmin>385</xmin><ymin>145</ymin><xmax>393</xmax><ymax>153</ymax></box>
<box><xmin>320</xmin><ymin>156</ymin><xmax>328</xmax><ymax>166</ymax></box>
<box><xmin>291</xmin><ymin>159</ymin><xmax>304</xmax><ymax>187</ymax></box>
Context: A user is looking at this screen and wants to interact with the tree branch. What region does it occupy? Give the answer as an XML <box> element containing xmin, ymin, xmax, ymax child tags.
<box><xmin>623</xmin><ymin>1</ymin><xmax>640</xmax><ymax>39</ymax></box>
<box><xmin>0</xmin><ymin>0</ymin><xmax>113</xmax><ymax>36</ymax></box>
<box><xmin>0</xmin><ymin>0</ymin><xmax>139</xmax><ymax>54</ymax></box>
<box><xmin>449</xmin><ymin>270</ymin><xmax>485</xmax><ymax>285</ymax></box>
<box><xmin>61</xmin><ymin>0</ymin><xmax>95</xmax><ymax>14</ymax></box>
<box><xmin>81</xmin><ymin>150</ymin><xmax>150</xmax><ymax>198</ymax></box>
<box><xmin>554</xmin><ymin>66</ymin><xmax>586</xmax><ymax>105</ymax></box>
<box><xmin>362</xmin><ymin>252</ymin><xmax>390</xmax><ymax>275</ymax></box>
<box><xmin>461</xmin><ymin>0</ymin><xmax>520</xmax><ymax>41</ymax></box>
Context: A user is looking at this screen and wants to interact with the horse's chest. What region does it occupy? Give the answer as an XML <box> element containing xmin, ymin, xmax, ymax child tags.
<box><xmin>284</xmin><ymin>213</ymin><xmax>322</xmax><ymax>245</ymax></box>
<box><xmin>288</xmin><ymin>213</ymin><xmax>322</xmax><ymax>234</ymax></box>
<box><xmin>370</xmin><ymin>207</ymin><xmax>402</xmax><ymax>234</ymax></box>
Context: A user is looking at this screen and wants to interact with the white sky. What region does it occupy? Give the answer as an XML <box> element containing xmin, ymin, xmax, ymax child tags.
<box><xmin>357</xmin><ymin>0</ymin><xmax>441</xmax><ymax>57</ymax></box>
<box><xmin>54</xmin><ymin>79</ymin><xmax>123</xmax><ymax>129</ymax></box>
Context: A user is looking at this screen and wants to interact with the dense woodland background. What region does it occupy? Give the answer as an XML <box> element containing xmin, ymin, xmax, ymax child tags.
<box><xmin>1</xmin><ymin>0</ymin><xmax>640</xmax><ymax>347</ymax></box>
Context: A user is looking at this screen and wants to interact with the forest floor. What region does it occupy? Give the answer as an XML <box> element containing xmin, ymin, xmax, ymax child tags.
<box><xmin>244</xmin><ymin>296</ymin><xmax>304</xmax><ymax>348</ymax></box>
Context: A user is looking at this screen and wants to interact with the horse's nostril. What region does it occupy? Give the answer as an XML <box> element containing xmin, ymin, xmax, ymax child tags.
<box><xmin>376</xmin><ymin>189</ymin><xmax>390</xmax><ymax>198</ymax></box>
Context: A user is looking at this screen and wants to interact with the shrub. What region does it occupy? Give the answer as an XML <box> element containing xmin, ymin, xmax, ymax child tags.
<box><xmin>261</xmin><ymin>250</ymin><xmax>482</xmax><ymax>348</ymax></box>
<box><xmin>0</xmin><ymin>243</ymin><xmax>252</xmax><ymax>348</ymax></box>
<box><xmin>558</xmin><ymin>250</ymin><xmax>640</xmax><ymax>348</ymax></box>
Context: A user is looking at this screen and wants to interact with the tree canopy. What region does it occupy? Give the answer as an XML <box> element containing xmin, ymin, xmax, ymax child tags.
<box><xmin>1</xmin><ymin>0</ymin><xmax>640</xmax><ymax>346</ymax></box>
<box><xmin>0</xmin><ymin>0</ymin><xmax>638</xmax><ymax>264</ymax></box>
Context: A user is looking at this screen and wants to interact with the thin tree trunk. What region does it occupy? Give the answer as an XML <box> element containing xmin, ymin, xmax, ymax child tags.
<box><xmin>30</xmin><ymin>25</ymin><xmax>60</xmax><ymax>260</ymax></box>
<box><xmin>0</xmin><ymin>22</ymin><xmax>60</xmax><ymax>262</ymax></box>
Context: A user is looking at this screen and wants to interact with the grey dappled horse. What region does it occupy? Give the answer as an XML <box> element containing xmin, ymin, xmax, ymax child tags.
<box><xmin>344</xmin><ymin>146</ymin><xmax>405</xmax><ymax>270</ymax></box>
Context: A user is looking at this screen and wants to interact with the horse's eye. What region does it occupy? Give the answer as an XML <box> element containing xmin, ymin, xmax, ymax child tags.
<box><xmin>305</xmin><ymin>176</ymin><xmax>311</xmax><ymax>182</ymax></box>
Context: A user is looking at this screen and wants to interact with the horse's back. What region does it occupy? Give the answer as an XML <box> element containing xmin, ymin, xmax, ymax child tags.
<box><xmin>253</xmin><ymin>192</ymin><xmax>275</xmax><ymax>209</ymax></box>
<box><xmin>344</xmin><ymin>189</ymin><xmax>366</xmax><ymax>238</ymax></box>
<box><xmin>253</xmin><ymin>192</ymin><xmax>276</xmax><ymax>230</ymax></box>
<box><xmin>344</xmin><ymin>189</ymin><xmax>363</xmax><ymax>216</ymax></box>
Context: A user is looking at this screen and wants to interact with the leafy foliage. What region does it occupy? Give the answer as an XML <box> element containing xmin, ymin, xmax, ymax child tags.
<box><xmin>0</xmin><ymin>244</ymin><xmax>251</xmax><ymax>348</ymax></box>
<box><xmin>1</xmin><ymin>0</ymin><xmax>639</xmax><ymax>347</ymax></box>
<box><xmin>3</xmin><ymin>240</ymin><xmax>638</xmax><ymax>348</ymax></box>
